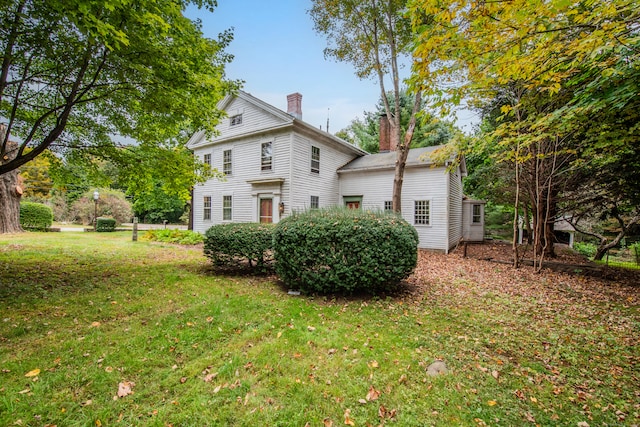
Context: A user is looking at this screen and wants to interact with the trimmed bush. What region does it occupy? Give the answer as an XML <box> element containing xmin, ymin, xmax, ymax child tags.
<box><xmin>142</xmin><ymin>229</ymin><xmax>204</xmax><ymax>245</ymax></box>
<box><xmin>96</xmin><ymin>217</ymin><xmax>116</xmax><ymax>232</ymax></box>
<box><xmin>20</xmin><ymin>202</ymin><xmax>53</xmax><ymax>231</ymax></box>
<box><xmin>204</xmin><ymin>223</ymin><xmax>274</xmax><ymax>268</ymax></box>
<box><xmin>273</xmin><ymin>208</ymin><xmax>419</xmax><ymax>294</ymax></box>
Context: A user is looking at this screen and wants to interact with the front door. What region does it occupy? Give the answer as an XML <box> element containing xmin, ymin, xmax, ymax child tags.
<box><xmin>343</xmin><ymin>196</ymin><xmax>363</xmax><ymax>210</ymax></box>
<box><xmin>259</xmin><ymin>198</ymin><xmax>273</xmax><ymax>223</ymax></box>
<box><xmin>346</xmin><ymin>201</ymin><xmax>360</xmax><ymax>209</ymax></box>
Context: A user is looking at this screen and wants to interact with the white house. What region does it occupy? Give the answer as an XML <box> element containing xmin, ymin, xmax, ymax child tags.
<box><xmin>187</xmin><ymin>91</ymin><xmax>484</xmax><ymax>252</ymax></box>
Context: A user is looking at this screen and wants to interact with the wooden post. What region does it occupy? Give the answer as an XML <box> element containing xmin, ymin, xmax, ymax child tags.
<box><xmin>132</xmin><ymin>217</ymin><xmax>138</xmax><ymax>242</ymax></box>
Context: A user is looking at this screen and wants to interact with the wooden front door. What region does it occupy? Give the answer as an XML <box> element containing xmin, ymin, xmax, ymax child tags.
<box><xmin>346</xmin><ymin>201</ymin><xmax>360</xmax><ymax>209</ymax></box>
<box><xmin>259</xmin><ymin>198</ymin><xmax>273</xmax><ymax>223</ymax></box>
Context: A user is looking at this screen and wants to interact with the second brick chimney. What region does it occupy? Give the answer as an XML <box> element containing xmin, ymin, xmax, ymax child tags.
<box><xmin>379</xmin><ymin>114</ymin><xmax>392</xmax><ymax>152</ymax></box>
<box><xmin>287</xmin><ymin>92</ymin><xmax>303</xmax><ymax>120</ymax></box>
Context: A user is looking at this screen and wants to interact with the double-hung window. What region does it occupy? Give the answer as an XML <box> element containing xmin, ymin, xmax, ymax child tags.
<box><xmin>472</xmin><ymin>204</ymin><xmax>482</xmax><ymax>224</ymax></box>
<box><xmin>223</xmin><ymin>149</ymin><xmax>232</xmax><ymax>175</ymax></box>
<box><xmin>203</xmin><ymin>153</ymin><xmax>211</xmax><ymax>166</ymax></box>
<box><xmin>222</xmin><ymin>195</ymin><xmax>232</xmax><ymax>221</ymax></box>
<box><xmin>311</xmin><ymin>146</ymin><xmax>320</xmax><ymax>174</ymax></box>
<box><xmin>414</xmin><ymin>200</ymin><xmax>430</xmax><ymax>225</ymax></box>
<box><xmin>310</xmin><ymin>195</ymin><xmax>319</xmax><ymax>209</ymax></box>
<box><xmin>261</xmin><ymin>142</ymin><xmax>272</xmax><ymax>171</ymax></box>
<box><xmin>203</xmin><ymin>196</ymin><xmax>211</xmax><ymax>221</ymax></box>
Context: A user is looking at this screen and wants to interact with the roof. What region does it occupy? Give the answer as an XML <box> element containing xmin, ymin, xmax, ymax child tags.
<box><xmin>338</xmin><ymin>145</ymin><xmax>461</xmax><ymax>173</ymax></box>
<box><xmin>186</xmin><ymin>91</ymin><xmax>367</xmax><ymax>157</ymax></box>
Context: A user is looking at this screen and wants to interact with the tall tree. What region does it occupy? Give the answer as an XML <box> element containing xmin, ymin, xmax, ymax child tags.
<box><xmin>408</xmin><ymin>0</ymin><xmax>639</xmax><ymax>265</ymax></box>
<box><xmin>0</xmin><ymin>0</ymin><xmax>238</xmax><ymax>233</ymax></box>
<box><xmin>310</xmin><ymin>0</ymin><xmax>423</xmax><ymax>212</ymax></box>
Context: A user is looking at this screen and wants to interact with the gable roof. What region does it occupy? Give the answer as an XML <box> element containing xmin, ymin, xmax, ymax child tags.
<box><xmin>186</xmin><ymin>91</ymin><xmax>367</xmax><ymax>157</ymax></box>
<box><xmin>338</xmin><ymin>145</ymin><xmax>467</xmax><ymax>175</ymax></box>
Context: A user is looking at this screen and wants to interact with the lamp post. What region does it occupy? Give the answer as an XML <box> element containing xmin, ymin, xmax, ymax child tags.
<box><xmin>93</xmin><ymin>190</ymin><xmax>99</xmax><ymax>231</ymax></box>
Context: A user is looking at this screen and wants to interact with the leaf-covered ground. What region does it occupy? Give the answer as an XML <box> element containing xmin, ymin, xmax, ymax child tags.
<box><xmin>0</xmin><ymin>233</ymin><xmax>638</xmax><ymax>426</ymax></box>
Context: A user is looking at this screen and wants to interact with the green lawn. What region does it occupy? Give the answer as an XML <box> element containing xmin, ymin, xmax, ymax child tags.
<box><xmin>0</xmin><ymin>232</ymin><xmax>638</xmax><ymax>426</ymax></box>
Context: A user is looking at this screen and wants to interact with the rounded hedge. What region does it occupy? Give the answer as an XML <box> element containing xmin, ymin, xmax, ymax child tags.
<box><xmin>204</xmin><ymin>223</ymin><xmax>274</xmax><ymax>268</ymax></box>
<box><xmin>19</xmin><ymin>202</ymin><xmax>53</xmax><ymax>231</ymax></box>
<box><xmin>273</xmin><ymin>208</ymin><xmax>419</xmax><ymax>294</ymax></box>
<box><xmin>96</xmin><ymin>217</ymin><xmax>116</xmax><ymax>232</ymax></box>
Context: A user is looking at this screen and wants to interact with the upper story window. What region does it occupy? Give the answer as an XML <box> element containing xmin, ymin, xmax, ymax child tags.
<box><xmin>223</xmin><ymin>149</ymin><xmax>232</xmax><ymax>175</ymax></box>
<box><xmin>414</xmin><ymin>200</ymin><xmax>430</xmax><ymax>225</ymax></box>
<box><xmin>384</xmin><ymin>201</ymin><xmax>393</xmax><ymax>212</ymax></box>
<box><xmin>261</xmin><ymin>142</ymin><xmax>272</xmax><ymax>171</ymax></box>
<box><xmin>472</xmin><ymin>204</ymin><xmax>482</xmax><ymax>223</ymax></box>
<box><xmin>230</xmin><ymin>114</ymin><xmax>243</xmax><ymax>126</ymax></box>
<box><xmin>203</xmin><ymin>153</ymin><xmax>211</xmax><ymax>166</ymax></box>
<box><xmin>310</xmin><ymin>195</ymin><xmax>319</xmax><ymax>209</ymax></box>
<box><xmin>203</xmin><ymin>196</ymin><xmax>211</xmax><ymax>221</ymax></box>
<box><xmin>311</xmin><ymin>146</ymin><xmax>320</xmax><ymax>174</ymax></box>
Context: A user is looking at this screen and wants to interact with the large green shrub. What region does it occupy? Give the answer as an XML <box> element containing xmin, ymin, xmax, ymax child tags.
<box><xmin>204</xmin><ymin>223</ymin><xmax>274</xmax><ymax>268</ymax></box>
<box><xmin>273</xmin><ymin>208</ymin><xmax>419</xmax><ymax>294</ymax></box>
<box><xmin>19</xmin><ymin>202</ymin><xmax>53</xmax><ymax>231</ymax></box>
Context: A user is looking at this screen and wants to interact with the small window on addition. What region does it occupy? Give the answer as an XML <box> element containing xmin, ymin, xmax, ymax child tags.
<box><xmin>472</xmin><ymin>204</ymin><xmax>482</xmax><ymax>223</ymax></box>
<box><xmin>414</xmin><ymin>200</ymin><xmax>430</xmax><ymax>225</ymax></box>
<box><xmin>310</xmin><ymin>195</ymin><xmax>319</xmax><ymax>209</ymax></box>
<box><xmin>384</xmin><ymin>201</ymin><xmax>393</xmax><ymax>212</ymax></box>
<box><xmin>230</xmin><ymin>114</ymin><xmax>243</xmax><ymax>126</ymax></box>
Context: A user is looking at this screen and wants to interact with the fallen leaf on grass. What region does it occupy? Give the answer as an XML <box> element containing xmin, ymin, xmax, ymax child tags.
<box><xmin>323</xmin><ymin>418</ymin><xmax>333</xmax><ymax>427</ymax></box>
<box><xmin>366</xmin><ymin>385</ymin><xmax>381</xmax><ymax>401</ymax></box>
<box><xmin>344</xmin><ymin>408</ymin><xmax>355</xmax><ymax>426</ymax></box>
<box><xmin>24</xmin><ymin>369</ymin><xmax>40</xmax><ymax>377</ymax></box>
<box><xmin>487</xmin><ymin>400</ymin><xmax>497</xmax><ymax>406</ymax></box>
<box><xmin>117</xmin><ymin>381</ymin><xmax>134</xmax><ymax>398</ymax></box>
<box><xmin>368</xmin><ymin>360</ymin><xmax>379</xmax><ymax>368</ymax></box>
<box><xmin>90</xmin><ymin>322</ymin><xmax>101</xmax><ymax>328</ymax></box>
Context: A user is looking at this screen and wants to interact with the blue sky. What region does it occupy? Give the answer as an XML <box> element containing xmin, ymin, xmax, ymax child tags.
<box><xmin>186</xmin><ymin>0</ymin><xmax>478</xmax><ymax>133</ymax></box>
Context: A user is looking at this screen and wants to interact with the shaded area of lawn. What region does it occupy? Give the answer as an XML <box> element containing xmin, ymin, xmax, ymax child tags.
<box><xmin>0</xmin><ymin>232</ymin><xmax>638</xmax><ymax>426</ymax></box>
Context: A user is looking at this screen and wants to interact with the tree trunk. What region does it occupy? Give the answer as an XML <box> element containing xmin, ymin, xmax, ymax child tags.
<box><xmin>0</xmin><ymin>136</ymin><xmax>23</xmax><ymax>233</ymax></box>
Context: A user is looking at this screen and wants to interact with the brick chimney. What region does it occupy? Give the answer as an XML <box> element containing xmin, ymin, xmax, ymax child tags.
<box><xmin>379</xmin><ymin>114</ymin><xmax>392</xmax><ymax>152</ymax></box>
<box><xmin>287</xmin><ymin>92</ymin><xmax>303</xmax><ymax>120</ymax></box>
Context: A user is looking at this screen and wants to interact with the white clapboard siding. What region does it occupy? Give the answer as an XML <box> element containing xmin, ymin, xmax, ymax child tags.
<box><xmin>289</xmin><ymin>132</ymin><xmax>356</xmax><ymax>212</ymax></box>
<box><xmin>339</xmin><ymin>165</ymin><xmax>453</xmax><ymax>251</ymax></box>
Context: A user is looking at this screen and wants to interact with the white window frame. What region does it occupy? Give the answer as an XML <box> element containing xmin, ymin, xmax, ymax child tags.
<box><xmin>472</xmin><ymin>204</ymin><xmax>482</xmax><ymax>224</ymax></box>
<box><xmin>223</xmin><ymin>149</ymin><xmax>232</xmax><ymax>175</ymax></box>
<box><xmin>203</xmin><ymin>196</ymin><xmax>212</xmax><ymax>221</ymax></box>
<box><xmin>261</xmin><ymin>141</ymin><xmax>273</xmax><ymax>171</ymax></box>
<box><xmin>311</xmin><ymin>146</ymin><xmax>320</xmax><ymax>174</ymax></box>
<box><xmin>384</xmin><ymin>200</ymin><xmax>393</xmax><ymax>212</ymax></box>
<box><xmin>222</xmin><ymin>195</ymin><xmax>232</xmax><ymax>221</ymax></box>
<box><xmin>203</xmin><ymin>153</ymin><xmax>211</xmax><ymax>166</ymax></box>
<box><xmin>230</xmin><ymin>114</ymin><xmax>243</xmax><ymax>126</ymax></box>
<box><xmin>414</xmin><ymin>200</ymin><xmax>430</xmax><ymax>225</ymax></box>
<box><xmin>310</xmin><ymin>195</ymin><xmax>319</xmax><ymax>209</ymax></box>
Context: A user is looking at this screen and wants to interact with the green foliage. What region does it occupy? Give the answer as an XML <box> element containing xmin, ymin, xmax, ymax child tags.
<box><xmin>69</xmin><ymin>189</ymin><xmax>131</xmax><ymax>225</ymax></box>
<box><xmin>574</xmin><ymin>242</ymin><xmax>597</xmax><ymax>259</ymax></box>
<box><xmin>19</xmin><ymin>202</ymin><xmax>53</xmax><ymax>231</ymax></box>
<box><xmin>273</xmin><ymin>208</ymin><xmax>418</xmax><ymax>294</ymax></box>
<box><xmin>204</xmin><ymin>223</ymin><xmax>275</xmax><ymax>268</ymax></box>
<box><xmin>142</xmin><ymin>229</ymin><xmax>204</xmax><ymax>245</ymax></box>
<box><xmin>0</xmin><ymin>0</ymin><xmax>239</xmax><ymax>178</ymax></box>
<box><xmin>96</xmin><ymin>217</ymin><xmax>116</xmax><ymax>232</ymax></box>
